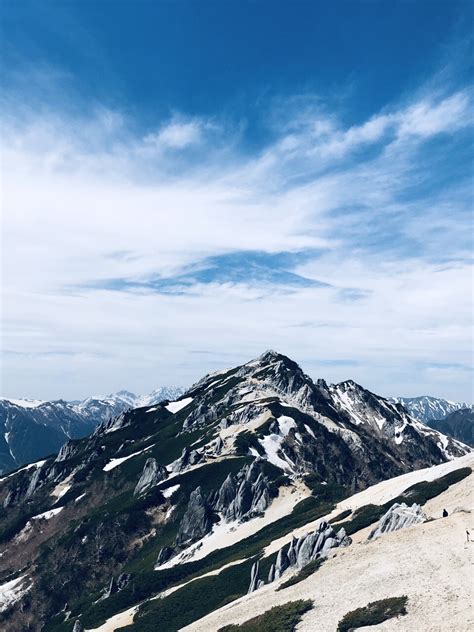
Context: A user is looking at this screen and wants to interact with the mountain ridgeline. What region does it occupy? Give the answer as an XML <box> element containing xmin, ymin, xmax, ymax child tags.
<box><xmin>0</xmin><ymin>388</ymin><xmax>184</xmax><ymax>475</ymax></box>
<box><xmin>0</xmin><ymin>352</ymin><xmax>469</xmax><ymax>631</ymax></box>
<box><xmin>391</xmin><ymin>395</ymin><xmax>473</xmax><ymax>423</ymax></box>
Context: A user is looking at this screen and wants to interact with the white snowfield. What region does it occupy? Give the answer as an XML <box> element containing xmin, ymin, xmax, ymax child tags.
<box><xmin>0</xmin><ymin>575</ymin><xmax>30</xmax><ymax>613</ymax></box>
<box><xmin>183</xmin><ymin>453</ymin><xmax>474</xmax><ymax>632</ymax></box>
<box><xmin>0</xmin><ymin>397</ymin><xmax>44</xmax><ymax>408</ymax></box>
<box><xmin>162</xmin><ymin>484</ymin><xmax>180</xmax><ymax>499</ymax></box>
<box><xmin>0</xmin><ymin>459</ymin><xmax>46</xmax><ymax>483</ymax></box>
<box><xmin>32</xmin><ymin>507</ymin><xmax>64</xmax><ymax>521</ymax></box>
<box><xmin>102</xmin><ymin>445</ymin><xmax>155</xmax><ymax>472</ymax></box>
<box><xmin>166</xmin><ymin>397</ymin><xmax>194</xmax><ymax>414</ymax></box>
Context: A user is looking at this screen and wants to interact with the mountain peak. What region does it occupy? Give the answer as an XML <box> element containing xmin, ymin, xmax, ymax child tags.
<box><xmin>256</xmin><ymin>349</ymin><xmax>286</xmax><ymax>362</ymax></box>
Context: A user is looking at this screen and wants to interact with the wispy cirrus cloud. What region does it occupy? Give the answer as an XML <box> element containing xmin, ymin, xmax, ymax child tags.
<box><xmin>1</xmin><ymin>65</ymin><xmax>473</xmax><ymax>401</ymax></box>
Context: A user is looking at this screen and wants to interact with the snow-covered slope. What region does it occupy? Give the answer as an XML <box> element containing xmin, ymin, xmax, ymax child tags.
<box><xmin>392</xmin><ymin>395</ymin><xmax>473</xmax><ymax>423</ymax></box>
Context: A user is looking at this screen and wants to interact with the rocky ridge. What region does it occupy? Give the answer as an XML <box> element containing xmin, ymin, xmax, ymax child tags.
<box><xmin>0</xmin><ymin>351</ymin><xmax>470</xmax><ymax>632</ymax></box>
<box><xmin>0</xmin><ymin>387</ymin><xmax>184</xmax><ymax>474</ymax></box>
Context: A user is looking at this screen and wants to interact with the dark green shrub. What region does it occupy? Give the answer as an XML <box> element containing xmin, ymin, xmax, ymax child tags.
<box><xmin>337</xmin><ymin>595</ymin><xmax>408</xmax><ymax>631</ymax></box>
<box><xmin>277</xmin><ymin>558</ymin><xmax>324</xmax><ymax>590</ymax></box>
<box><xmin>219</xmin><ymin>599</ymin><xmax>313</xmax><ymax>632</ymax></box>
<box><xmin>336</xmin><ymin>504</ymin><xmax>384</xmax><ymax>536</ymax></box>
<box><xmin>329</xmin><ymin>509</ymin><xmax>351</xmax><ymax>523</ymax></box>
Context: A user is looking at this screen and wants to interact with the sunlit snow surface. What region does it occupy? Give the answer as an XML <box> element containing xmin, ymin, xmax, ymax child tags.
<box><xmin>103</xmin><ymin>445</ymin><xmax>155</xmax><ymax>471</ymax></box>
<box><xmin>0</xmin><ymin>575</ymin><xmax>30</xmax><ymax>612</ymax></box>
<box><xmin>0</xmin><ymin>397</ymin><xmax>44</xmax><ymax>408</ymax></box>
<box><xmin>0</xmin><ymin>459</ymin><xmax>46</xmax><ymax>483</ymax></box>
<box><xmin>162</xmin><ymin>484</ymin><xmax>180</xmax><ymax>498</ymax></box>
<box><xmin>31</xmin><ymin>507</ymin><xmax>63</xmax><ymax>521</ymax></box>
<box><xmin>165</xmin><ymin>397</ymin><xmax>193</xmax><ymax>414</ymax></box>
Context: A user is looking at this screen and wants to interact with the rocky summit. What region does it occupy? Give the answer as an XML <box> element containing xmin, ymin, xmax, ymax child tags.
<box><xmin>0</xmin><ymin>352</ymin><xmax>470</xmax><ymax>631</ymax></box>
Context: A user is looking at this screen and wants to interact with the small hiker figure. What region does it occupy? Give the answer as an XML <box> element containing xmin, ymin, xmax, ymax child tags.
<box><xmin>467</xmin><ymin>530</ymin><xmax>470</xmax><ymax>543</ymax></box>
<box><xmin>442</xmin><ymin>508</ymin><xmax>448</xmax><ymax>518</ymax></box>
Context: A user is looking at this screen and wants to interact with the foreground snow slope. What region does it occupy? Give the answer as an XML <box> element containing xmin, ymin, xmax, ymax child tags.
<box><xmin>184</xmin><ymin>454</ymin><xmax>474</xmax><ymax>632</ymax></box>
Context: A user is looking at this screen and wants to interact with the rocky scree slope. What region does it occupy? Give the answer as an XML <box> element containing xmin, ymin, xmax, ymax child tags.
<box><xmin>0</xmin><ymin>388</ymin><xmax>183</xmax><ymax>475</ymax></box>
<box><xmin>0</xmin><ymin>351</ymin><xmax>469</xmax><ymax>632</ymax></box>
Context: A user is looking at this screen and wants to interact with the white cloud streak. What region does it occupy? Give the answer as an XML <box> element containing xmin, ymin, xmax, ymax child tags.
<box><xmin>1</xmin><ymin>83</ymin><xmax>472</xmax><ymax>401</ymax></box>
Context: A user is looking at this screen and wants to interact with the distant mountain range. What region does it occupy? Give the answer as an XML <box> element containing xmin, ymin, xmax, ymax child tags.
<box><xmin>0</xmin><ymin>351</ymin><xmax>469</xmax><ymax>632</ymax></box>
<box><xmin>1</xmin><ymin>388</ymin><xmax>471</xmax><ymax>478</ymax></box>
<box><xmin>0</xmin><ymin>388</ymin><xmax>184</xmax><ymax>474</ymax></box>
<box><xmin>391</xmin><ymin>395</ymin><xmax>473</xmax><ymax>423</ymax></box>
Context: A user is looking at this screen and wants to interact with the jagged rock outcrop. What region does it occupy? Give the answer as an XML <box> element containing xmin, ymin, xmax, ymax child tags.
<box><xmin>217</xmin><ymin>460</ymin><xmax>271</xmax><ymax>522</ymax></box>
<box><xmin>25</xmin><ymin>465</ymin><xmax>45</xmax><ymax>499</ymax></box>
<box><xmin>215</xmin><ymin>473</ymin><xmax>236</xmax><ymax>512</ymax></box>
<box><xmin>170</xmin><ymin>447</ymin><xmax>203</xmax><ymax>473</ymax></box>
<box><xmin>102</xmin><ymin>573</ymin><xmax>131</xmax><ymax>599</ymax></box>
<box><xmin>368</xmin><ymin>503</ymin><xmax>427</xmax><ymax>540</ymax></box>
<box><xmin>156</xmin><ymin>545</ymin><xmax>175</xmax><ymax>566</ymax></box>
<box><xmin>247</xmin><ymin>560</ymin><xmax>260</xmax><ymax>594</ymax></box>
<box><xmin>214</xmin><ymin>436</ymin><xmax>224</xmax><ymax>454</ymax></box>
<box><xmin>133</xmin><ymin>458</ymin><xmax>168</xmax><ymax>496</ymax></box>
<box><xmin>274</xmin><ymin>546</ymin><xmax>289</xmax><ymax>580</ymax></box>
<box><xmin>55</xmin><ymin>441</ymin><xmax>76</xmax><ymax>463</ymax></box>
<box><xmin>72</xmin><ymin>621</ymin><xmax>84</xmax><ymax>632</ymax></box>
<box><xmin>176</xmin><ymin>486</ymin><xmax>214</xmax><ymax>547</ymax></box>
<box><xmin>247</xmin><ymin>519</ymin><xmax>352</xmax><ymax>593</ymax></box>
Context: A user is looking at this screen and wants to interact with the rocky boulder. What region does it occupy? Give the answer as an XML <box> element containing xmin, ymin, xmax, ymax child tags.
<box><xmin>368</xmin><ymin>502</ymin><xmax>427</xmax><ymax>540</ymax></box>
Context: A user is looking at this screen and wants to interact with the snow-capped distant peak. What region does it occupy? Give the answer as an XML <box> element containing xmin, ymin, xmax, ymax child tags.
<box><xmin>0</xmin><ymin>397</ymin><xmax>45</xmax><ymax>409</ymax></box>
<box><xmin>392</xmin><ymin>396</ymin><xmax>473</xmax><ymax>423</ymax></box>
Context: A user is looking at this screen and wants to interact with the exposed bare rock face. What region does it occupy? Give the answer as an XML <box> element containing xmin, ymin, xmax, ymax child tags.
<box><xmin>248</xmin><ymin>519</ymin><xmax>352</xmax><ymax>592</ymax></box>
<box><xmin>133</xmin><ymin>458</ymin><xmax>168</xmax><ymax>496</ymax></box>
<box><xmin>217</xmin><ymin>460</ymin><xmax>271</xmax><ymax>522</ymax></box>
<box><xmin>170</xmin><ymin>447</ymin><xmax>203</xmax><ymax>473</ymax></box>
<box><xmin>101</xmin><ymin>572</ymin><xmax>131</xmax><ymax>600</ymax></box>
<box><xmin>176</xmin><ymin>486</ymin><xmax>214</xmax><ymax>547</ymax></box>
<box><xmin>368</xmin><ymin>502</ymin><xmax>428</xmax><ymax>540</ymax></box>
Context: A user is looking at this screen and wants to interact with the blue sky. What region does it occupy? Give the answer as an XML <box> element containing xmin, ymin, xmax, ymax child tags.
<box><xmin>1</xmin><ymin>1</ymin><xmax>473</xmax><ymax>401</ymax></box>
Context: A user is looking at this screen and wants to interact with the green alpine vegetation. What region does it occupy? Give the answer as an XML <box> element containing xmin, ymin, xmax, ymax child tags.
<box><xmin>337</xmin><ymin>596</ymin><xmax>408</xmax><ymax>631</ymax></box>
<box><xmin>218</xmin><ymin>599</ymin><xmax>314</xmax><ymax>632</ymax></box>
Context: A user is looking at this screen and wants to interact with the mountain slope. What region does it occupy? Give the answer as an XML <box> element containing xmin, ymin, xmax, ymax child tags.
<box><xmin>183</xmin><ymin>455</ymin><xmax>474</xmax><ymax>632</ymax></box>
<box><xmin>0</xmin><ymin>352</ymin><xmax>469</xmax><ymax>632</ymax></box>
<box><xmin>426</xmin><ymin>408</ymin><xmax>474</xmax><ymax>447</ymax></box>
<box><xmin>0</xmin><ymin>388</ymin><xmax>183</xmax><ymax>475</ymax></box>
<box><xmin>392</xmin><ymin>395</ymin><xmax>473</xmax><ymax>423</ymax></box>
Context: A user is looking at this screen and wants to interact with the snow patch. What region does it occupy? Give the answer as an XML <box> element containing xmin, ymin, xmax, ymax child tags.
<box><xmin>277</xmin><ymin>415</ymin><xmax>297</xmax><ymax>435</ymax></box>
<box><xmin>0</xmin><ymin>459</ymin><xmax>46</xmax><ymax>483</ymax></box>
<box><xmin>304</xmin><ymin>424</ymin><xmax>316</xmax><ymax>439</ymax></box>
<box><xmin>162</xmin><ymin>484</ymin><xmax>180</xmax><ymax>498</ymax></box>
<box><xmin>32</xmin><ymin>507</ymin><xmax>63</xmax><ymax>521</ymax></box>
<box><xmin>0</xmin><ymin>575</ymin><xmax>30</xmax><ymax>612</ymax></box>
<box><xmin>166</xmin><ymin>397</ymin><xmax>193</xmax><ymax>414</ymax></box>
<box><xmin>103</xmin><ymin>445</ymin><xmax>154</xmax><ymax>472</ymax></box>
<box><xmin>259</xmin><ymin>434</ymin><xmax>292</xmax><ymax>472</ymax></box>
